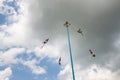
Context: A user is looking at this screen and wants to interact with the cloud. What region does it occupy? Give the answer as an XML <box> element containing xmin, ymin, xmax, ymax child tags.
<box><xmin>21</xmin><ymin>0</ymin><xmax>120</xmax><ymax>72</ymax></box>
<box><xmin>0</xmin><ymin>0</ymin><xmax>20</xmax><ymax>25</ymax></box>
<box><xmin>57</xmin><ymin>64</ymin><xmax>120</xmax><ymax>80</ymax></box>
<box><xmin>33</xmin><ymin>38</ymin><xmax>66</xmax><ymax>59</ymax></box>
<box><xmin>0</xmin><ymin>47</ymin><xmax>26</xmax><ymax>66</ymax></box>
<box><xmin>21</xmin><ymin>59</ymin><xmax>46</xmax><ymax>75</ymax></box>
<box><xmin>0</xmin><ymin>46</ymin><xmax>47</xmax><ymax>75</ymax></box>
<box><xmin>0</xmin><ymin>0</ymin><xmax>18</xmax><ymax>15</ymax></box>
<box><xmin>0</xmin><ymin>67</ymin><xmax>12</xmax><ymax>80</ymax></box>
<box><xmin>57</xmin><ymin>64</ymin><xmax>72</xmax><ymax>80</ymax></box>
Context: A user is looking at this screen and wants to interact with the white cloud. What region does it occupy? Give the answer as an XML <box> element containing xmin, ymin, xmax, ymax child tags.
<box><xmin>0</xmin><ymin>0</ymin><xmax>17</xmax><ymax>16</ymax></box>
<box><xmin>57</xmin><ymin>64</ymin><xmax>72</xmax><ymax>80</ymax></box>
<box><xmin>58</xmin><ymin>64</ymin><xmax>120</xmax><ymax>80</ymax></box>
<box><xmin>0</xmin><ymin>67</ymin><xmax>12</xmax><ymax>80</ymax></box>
<box><xmin>0</xmin><ymin>0</ymin><xmax>42</xmax><ymax>49</ymax></box>
<box><xmin>21</xmin><ymin>59</ymin><xmax>46</xmax><ymax>75</ymax></box>
<box><xmin>33</xmin><ymin>40</ymin><xmax>65</xmax><ymax>59</ymax></box>
<box><xmin>0</xmin><ymin>47</ymin><xmax>26</xmax><ymax>66</ymax></box>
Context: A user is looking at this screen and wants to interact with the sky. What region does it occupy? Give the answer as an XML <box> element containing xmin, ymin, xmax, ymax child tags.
<box><xmin>0</xmin><ymin>0</ymin><xmax>120</xmax><ymax>80</ymax></box>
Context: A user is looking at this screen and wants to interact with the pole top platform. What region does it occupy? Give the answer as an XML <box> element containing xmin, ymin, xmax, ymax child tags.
<box><xmin>64</xmin><ymin>21</ymin><xmax>71</xmax><ymax>27</ymax></box>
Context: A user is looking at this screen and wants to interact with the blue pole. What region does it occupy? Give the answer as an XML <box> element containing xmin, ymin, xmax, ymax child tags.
<box><xmin>66</xmin><ymin>27</ymin><xmax>76</xmax><ymax>80</ymax></box>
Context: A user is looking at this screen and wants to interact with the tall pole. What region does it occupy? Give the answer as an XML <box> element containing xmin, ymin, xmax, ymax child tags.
<box><xmin>64</xmin><ymin>21</ymin><xmax>76</xmax><ymax>80</ymax></box>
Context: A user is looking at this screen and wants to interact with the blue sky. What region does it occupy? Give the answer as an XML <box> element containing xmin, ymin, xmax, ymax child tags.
<box><xmin>0</xmin><ymin>0</ymin><xmax>120</xmax><ymax>80</ymax></box>
<box><xmin>0</xmin><ymin>14</ymin><xmax>6</xmax><ymax>25</ymax></box>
